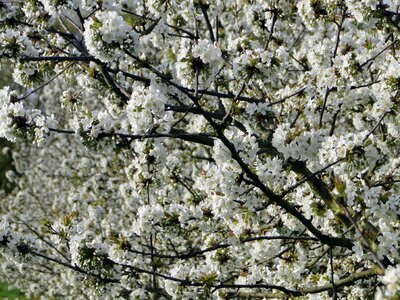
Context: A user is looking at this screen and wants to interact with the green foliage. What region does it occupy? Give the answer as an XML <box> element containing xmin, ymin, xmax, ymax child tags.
<box><xmin>0</xmin><ymin>282</ymin><xmax>26</xmax><ymax>300</ymax></box>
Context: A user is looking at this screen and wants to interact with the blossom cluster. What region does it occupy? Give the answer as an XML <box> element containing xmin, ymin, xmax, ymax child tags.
<box><xmin>0</xmin><ymin>87</ymin><xmax>56</xmax><ymax>143</ymax></box>
<box><xmin>0</xmin><ymin>0</ymin><xmax>400</xmax><ymax>299</ymax></box>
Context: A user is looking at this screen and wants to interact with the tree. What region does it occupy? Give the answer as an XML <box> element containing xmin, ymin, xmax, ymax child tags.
<box><xmin>0</xmin><ymin>0</ymin><xmax>400</xmax><ymax>298</ymax></box>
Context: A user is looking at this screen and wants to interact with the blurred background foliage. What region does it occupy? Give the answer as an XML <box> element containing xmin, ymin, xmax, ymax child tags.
<box><xmin>0</xmin><ymin>61</ymin><xmax>25</xmax><ymax>299</ymax></box>
<box><xmin>0</xmin><ymin>61</ymin><xmax>16</xmax><ymax>197</ymax></box>
<box><xmin>0</xmin><ymin>138</ymin><xmax>14</xmax><ymax>196</ymax></box>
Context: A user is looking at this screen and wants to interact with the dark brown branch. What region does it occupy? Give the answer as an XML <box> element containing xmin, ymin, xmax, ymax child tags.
<box><xmin>165</xmin><ymin>104</ymin><xmax>223</xmax><ymax>119</ymax></box>
<box><xmin>235</xmin><ymin>268</ymin><xmax>381</xmax><ymax>298</ymax></box>
<box><xmin>359</xmin><ymin>39</ymin><xmax>399</xmax><ymax>69</ymax></box>
<box><xmin>14</xmin><ymin>215</ymin><xmax>70</xmax><ymax>262</ymax></box>
<box><xmin>330</xmin><ymin>247</ymin><xmax>338</xmax><ymax>299</ymax></box>
<box><xmin>18</xmin><ymin>62</ymin><xmax>75</xmax><ymax>100</ymax></box>
<box><xmin>100</xmin><ymin>66</ymin><xmax>130</xmax><ymax>103</ymax></box>
<box><xmin>362</xmin><ymin>110</ymin><xmax>391</xmax><ymax>143</ymax></box>
<box><xmin>31</xmin><ymin>251</ymin><xmax>119</xmax><ymax>284</ymax></box>
<box><xmin>198</xmin><ymin>0</ymin><xmax>216</xmax><ymax>43</ymax></box>
<box><xmin>18</xmin><ymin>55</ymin><xmax>151</xmax><ymax>85</ymax></box>
<box><xmin>32</xmin><ymin>248</ymin><xmax>381</xmax><ymax>298</ymax></box>
<box><xmin>123</xmin><ymin>49</ymin><xmax>355</xmax><ymax>250</ymax></box>
<box><xmin>20</xmin><ymin>55</ymin><xmax>95</xmax><ymax>62</ymax></box>
<box><xmin>48</xmin><ymin>127</ymin><xmax>216</xmax><ymax>147</ymax></box>
<box><xmin>332</xmin><ymin>8</ymin><xmax>347</xmax><ymax>62</ymax></box>
<box><xmin>282</xmin><ymin>158</ymin><xmax>346</xmax><ymax>197</ymax></box>
<box><xmin>267</xmin><ymin>87</ymin><xmax>306</xmax><ymax>106</ymax></box>
<box><xmin>319</xmin><ymin>87</ymin><xmax>331</xmax><ymax>128</ymax></box>
<box><xmin>212</xmin><ymin>129</ymin><xmax>353</xmax><ymax>249</ymax></box>
<box><xmin>340</xmin><ymin>202</ymin><xmax>386</xmax><ymax>272</ymax></box>
<box><xmin>121</xmin><ymin>261</ymin><xmax>301</xmax><ymax>296</ymax></box>
<box><xmin>320</xmin><ymin>7</ymin><xmax>346</xmax><ymax>127</ymax></box>
<box><xmin>264</xmin><ymin>10</ymin><xmax>278</xmax><ymax>50</ymax></box>
<box><xmin>329</xmin><ymin>103</ymin><xmax>342</xmax><ymax>136</ymax></box>
<box><xmin>127</xmin><ymin>235</ymin><xmax>318</xmax><ymax>260</ymax></box>
<box><xmin>371</xmin><ymin>179</ymin><xmax>400</xmax><ymax>187</ymax></box>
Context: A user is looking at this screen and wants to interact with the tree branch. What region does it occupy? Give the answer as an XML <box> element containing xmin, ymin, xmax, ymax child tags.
<box><xmin>48</xmin><ymin>127</ymin><xmax>216</xmax><ymax>147</ymax></box>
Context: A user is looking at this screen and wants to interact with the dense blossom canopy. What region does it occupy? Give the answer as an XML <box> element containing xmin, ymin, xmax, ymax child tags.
<box><xmin>0</xmin><ymin>0</ymin><xmax>400</xmax><ymax>299</ymax></box>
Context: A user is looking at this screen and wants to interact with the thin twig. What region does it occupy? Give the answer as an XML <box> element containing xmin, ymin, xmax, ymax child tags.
<box><xmin>48</xmin><ymin>127</ymin><xmax>216</xmax><ymax>147</ymax></box>
<box><xmin>359</xmin><ymin>40</ymin><xmax>399</xmax><ymax>69</ymax></box>
<box><xmin>199</xmin><ymin>0</ymin><xmax>215</xmax><ymax>42</ymax></box>
<box><xmin>19</xmin><ymin>62</ymin><xmax>75</xmax><ymax>100</ymax></box>
<box><xmin>329</xmin><ymin>247</ymin><xmax>338</xmax><ymax>300</ymax></box>
<box><xmin>362</xmin><ymin>110</ymin><xmax>390</xmax><ymax>143</ymax></box>
<box><xmin>281</xmin><ymin>158</ymin><xmax>345</xmax><ymax>197</ymax></box>
<box><xmin>340</xmin><ymin>203</ymin><xmax>386</xmax><ymax>272</ymax></box>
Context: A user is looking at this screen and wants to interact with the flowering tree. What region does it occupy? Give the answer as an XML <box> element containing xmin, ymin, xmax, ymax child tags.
<box><xmin>1</xmin><ymin>0</ymin><xmax>400</xmax><ymax>299</ymax></box>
